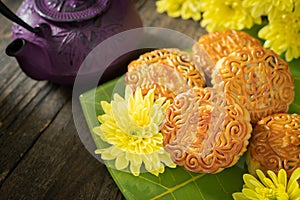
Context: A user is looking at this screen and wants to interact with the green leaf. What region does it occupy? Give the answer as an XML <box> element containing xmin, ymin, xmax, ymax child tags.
<box><xmin>288</xmin><ymin>58</ymin><xmax>300</xmax><ymax>114</ymax></box>
<box><xmin>79</xmin><ymin>37</ymin><xmax>300</xmax><ymax>200</ymax></box>
<box><xmin>80</xmin><ymin>76</ymin><xmax>248</xmax><ymax>200</ymax></box>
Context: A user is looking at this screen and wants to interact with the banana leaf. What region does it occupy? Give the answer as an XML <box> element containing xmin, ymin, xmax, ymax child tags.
<box><xmin>79</xmin><ymin>27</ymin><xmax>300</xmax><ymax>199</ymax></box>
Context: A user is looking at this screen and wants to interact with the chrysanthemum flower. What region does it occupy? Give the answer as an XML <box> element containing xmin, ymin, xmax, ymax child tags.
<box><xmin>156</xmin><ymin>0</ymin><xmax>204</xmax><ymax>21</ymax></box>
<box><xmin>200</xmin><ymin>0</ymin><xmax>261</xmax><ymax>32</ymax></box>
<box><xmin>242</xmin><ymin>0</ymin><xmax>294</xmax><ymax>19</ymax></box>
<box><xmin>232</xmin><ymin>168</ymin><xmax>300</xmax><ymax>200</ymax></box>
<box><xmin>258</xmin><ymin>3</ymin><xmax>300</xmax><ymax>61</ymax></box>
<box><xmin>93</xmin><ymin>86</ymin><xmax>176</xmax><ymax>176</ymax></box>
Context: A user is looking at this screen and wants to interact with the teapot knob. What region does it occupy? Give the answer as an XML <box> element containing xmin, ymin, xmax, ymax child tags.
<box><xmin>34</xmin><ymin>0</ymin><xmax>110</xmax><ymax>22</ymax></box>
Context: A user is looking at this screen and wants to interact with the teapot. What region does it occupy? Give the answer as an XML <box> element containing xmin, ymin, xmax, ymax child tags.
<box><xmin>0</xmin><ymin>0</ymin><xmax>142</xmax><ymax>85</ymax></box>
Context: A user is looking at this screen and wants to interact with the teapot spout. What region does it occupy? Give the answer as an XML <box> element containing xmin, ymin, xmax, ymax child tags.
<box><xmin>6</xmin><ymin>38</ymin><xmax>51</xmax><ymax>80</ymax></box>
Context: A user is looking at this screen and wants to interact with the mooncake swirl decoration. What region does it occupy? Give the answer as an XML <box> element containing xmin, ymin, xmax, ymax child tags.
<box><xmin>126</xmin><ymin>48</ymin><xmax>206</xmax><ymax>102</ymax></box>
<box><xmin>193</xmin><ymin>30</ymin><xmax>262</xmax><ymax>77</ymax></box>
<box><xmin>161</xmin><ymin>87</ymin><xmax>252</xmax><ymax>174</ymax></box>
<box><xmin>140</xmin><ymin>83</ymin><xmax>176</xmax><ymax>103</ymax></box>
<box><xmin>248</xmin><ymin>113</ymin><xmax>300</xmax><ymax>178</ymax></box>
<box><xmin>212</xmin><ymin>46</ymin><xmax>295</xmax><ymax>124</ymax></box>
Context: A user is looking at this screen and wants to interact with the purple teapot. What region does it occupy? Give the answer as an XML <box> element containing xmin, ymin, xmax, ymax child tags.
<box><xmin>0</xmin><ymin>0</ymin><xmax>142</xmax><ymax>85</ymax></box>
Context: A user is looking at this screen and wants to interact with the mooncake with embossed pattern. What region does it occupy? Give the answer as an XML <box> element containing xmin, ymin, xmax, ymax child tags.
<box><xmin>212</xmin><ymin>46</ymin><xmax>294</xmax><ymax>124</ymax></box>
<box><xmin>247</xmin><ymin>113</ymin><xmax>300</xmax><ymax>179</ymax></box>
<box><xmin>126</xmin><ymin>48</ymin><xmax>206</xmax><ymax>102</ymax></box>
<box><xmin>193</xmin><ymin>30</ymin><xmax>262</xmax><ymax>77</ymax></box>
<box><xmin>161</xmin><ymin>87</ymin><xmax>252</xmax><ymax>174</ymax></box>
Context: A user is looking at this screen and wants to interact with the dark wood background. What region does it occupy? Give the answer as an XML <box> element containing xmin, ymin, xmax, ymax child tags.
<box><xmin>0</xmin><ymin>0</ymin><xmax>206</xmax><ymax>199</ymax></box>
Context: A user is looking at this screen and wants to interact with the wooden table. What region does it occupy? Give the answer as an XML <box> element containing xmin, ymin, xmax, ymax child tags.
<box><xmin>0</xmin><ymin>0</ymin><xmax>206</xmax><ymax>199</ymax></box>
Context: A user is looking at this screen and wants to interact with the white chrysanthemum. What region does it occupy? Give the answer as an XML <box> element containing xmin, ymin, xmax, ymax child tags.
<box><xmin>93</xmin><ymin>86</ymin><xmax>176</xmax><ymax>176</ymax></box>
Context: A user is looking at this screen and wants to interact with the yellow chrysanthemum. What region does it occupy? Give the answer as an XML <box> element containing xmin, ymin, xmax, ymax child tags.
<box><xmin>200</xmin><ymin>0</ymin><xmax>261</xmax><ymax>32</ymax></box>
<box><xmin>156</xmin><ymin>0</ymin><xmax>204</xmax><ymax>21</ymax></box>
<box><xmin>233</xmin><ymin>168</ymin><xmax>300</xmax><ymax>200</ymax></box>
<box><xmin>242</xmin><ymin>0</ymin><xmax>294</xmax><ymax>19</ymax></box>
<box><xmin>93</xmin><ymin>86</ymin><xmax>176</xmax><ymax>176</ymax></box>
<box><xmin>258</xmin><ymin>3</ymin><xmax>300</xmax><ymax>61</ymax></box>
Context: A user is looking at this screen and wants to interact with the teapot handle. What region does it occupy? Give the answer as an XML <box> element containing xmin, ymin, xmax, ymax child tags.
<box><xmin>0</xmin><ymin>1</ymin><xmax>39</xmax><ymax>34</ymax></box>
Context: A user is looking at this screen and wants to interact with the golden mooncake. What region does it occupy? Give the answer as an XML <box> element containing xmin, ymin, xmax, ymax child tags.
<box><xmin>161</xmin><ymin>87</ymin><xmax>252</xmax><ymax>174</ymax></box>
<box><xmin>126</xmin><ymin>48</ymin><xmax>206</xmax><ymax>102</ymax></box>
<box><xmin>193</xmin><ymin>30</ymin><xmax>262</xmax><ymax>77</ymax></box>
<box><xmin>212</xmin><ymin>46</ymin><xmax>294</xmax><ymax>124</ymax></box>
<box><xmin>247</xmin><ymin>113</ymin><xmax>300</xmax><ymax>178</ymax></box>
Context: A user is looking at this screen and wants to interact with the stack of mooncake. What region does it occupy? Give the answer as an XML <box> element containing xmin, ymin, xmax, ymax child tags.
<box><xmin>125</xmin><ymin>30</ymin><xmax>298</xmax><ymax>177</ymax></box>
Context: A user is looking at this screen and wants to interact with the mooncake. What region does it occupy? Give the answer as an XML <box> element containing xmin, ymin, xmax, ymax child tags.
<box><xmin>212</xmin><ymin>46</ymin><xmax>294</xmax><ymax>124</ymax></box>
<box><xmin>161</xmin><ymin>87</ymin><xmax>252</xmax><ymax>174</ymax></box>
<box><xmin>247</xmin><ymin>113</ymin><xmax>300</xmax><ymax>178</ymax></box>
<box><xmin>126</xmin><ymin>48</ymin><xmax>206</xmax><ymax>102</ymax></box>
<box><xmin>193</xmin><ymin>30</ymin><xmax>262</xmax><ymax>77</ymax></box>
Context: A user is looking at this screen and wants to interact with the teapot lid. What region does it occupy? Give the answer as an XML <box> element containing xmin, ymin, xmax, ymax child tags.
<box><xmin>34</xmin><ymin>0</ymin><xmax>110</xmax><ymax>22</ymax></box>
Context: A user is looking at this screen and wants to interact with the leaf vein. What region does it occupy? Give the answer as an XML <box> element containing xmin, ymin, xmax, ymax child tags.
<box><xmin>187</xmin><ymin>171</ymin><xmax>206</xmax><ymax>200</ymax></box>
<box><xmin>150</xmin><ymin>174</ymin><xmax>206</xmax><ymax>200</ymax></box>
<box><xmin>293</xmin><ymin>77</ymin><xmax>300</xmax><ymax>80</ymax></box>
<box><xmin>291</xmin><ymin>102</ymin><xmax>300</xmax><ymax>110</ymax></box>
<box><xmin>216</xmin><ymin>174</ymin><xmax>228</xmax><ymax>194</ymax></box>
<box><xmin>138</xmin><ymin>175</ymin><xmax>169</xmax><ymax>190</ymax></box>
<box><xmin>80</xmin><ymin>100</ymin><xmax>101</xmax><ymax>105</ymax></box>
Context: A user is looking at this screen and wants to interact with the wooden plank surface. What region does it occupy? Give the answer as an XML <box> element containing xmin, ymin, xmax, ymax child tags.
<box><xmin>0</xmin><ymin>0</ymin><xmax>207</xmax><ymax>199</ymax></box>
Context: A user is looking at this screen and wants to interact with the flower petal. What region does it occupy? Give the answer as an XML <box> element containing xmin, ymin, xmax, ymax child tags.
<box><xmin>243</xmin><ymin>174</ymin><xmax>264</xmax><ymax>190</ymax></box>
<box><xmin>149</xmin><ymin>165</ymin><xmax>165</xmax><ymax>176</ymax></box>
<box><xmin>256</xmin><ymin>169</ymin><xmax>271</xmax><ymax>188</ymax></box>
<box><xmin>95</xmin><ymin>148</ymin><xmax>116</xmax><ymax>160</ymax></box>
<box><xmin>100</xmin><ymin>101</ymin><xmax>111</xmax><ymax>114</ymax></box>
<box><xmin>232</xmin><ymin>192</ymin><xmax>249</xmax><ymax>200</ymax></box>
<box><xmin>144</xmin><ymin>88</ymin><xmax>155</xmax><ymax>107</ymax></box>
<box><xmin>130</xmin><ymin>163</ymin><xmax>141</xmax><ymax>176</ymax></box>
<box><xmin>267</xmin><ymin>170</ymin><xmax>279</xmax><ymax>188</ymax></box>
<box><xmin>132</xmin><ymin>153</ymin><xmax>143</xmax><ymax>166</ymax></box>
<box><xmin>262</xmin><ymin>177</ymin><xmax>276</xmax><ymax>189</ymax></box>
<box><xmin>289</xmin><ymin>168</ymin><xmax>300</xmax><ymax>187</ymax></box>
<box><xmin>93</xmin><ymin>126</ymin><xmax>103</xmax><ymax>136</ymax></box>
<box><xmin>277</xmin><ymin>169</ymin><xmax>287</xmax><ymax>188</ymax></box>
<box><xmin>155</xmin><ymin>97</ymin><xmax>167</xmax><ymax>107</ymax></box>
<box><xmin>124</xmin><ymin>85</ymin><xmax>133</xmax><ymax>101</ymax></box>
<box><xmin>143</xmin><ymin>155</ymin><xmax>155</xmax><ymax>172</ymax></box>
<box><xmin>242</xmin><ymin>188</ymin><xmax>259</xmax><ymax>199</ymax></box>
<box><xmin>159</xmin><ymin>152</ymin><xmax>176</xmax><ymax>168</ymax></box>
<box><xmin>290</xmin><ymin>189</ymin><xmax>300</xmax><ymax>200</ymax></box>
<box><xmin>287</xmin><ymin>168</ymin><xmax>300</xmax><ymax>198</ymax></box>
<box><xmin>150</xmin><ymin>105</ymin><xmax>164</xmax><ymax>125</ymax></box>
<box><xmin>115</xmin><ymin>154</ymin><xmax>129</xmax><ymax>170</ymax></box>
<box><xmin>113</xmin><ymin>93</ymin><xmax>124</xmax><ymax>102</ymax></box>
